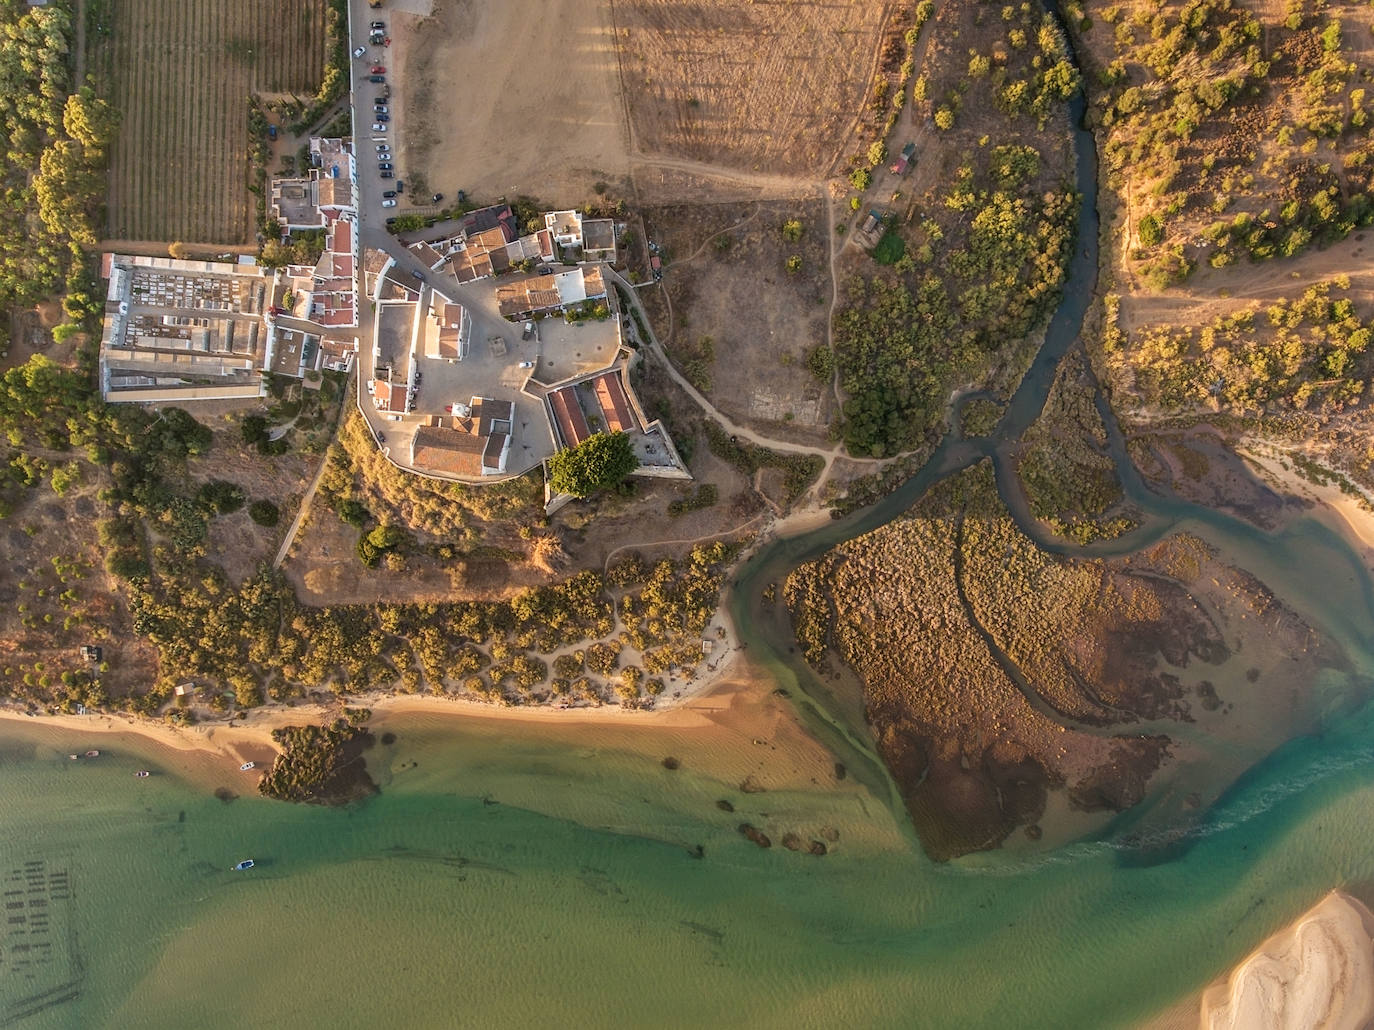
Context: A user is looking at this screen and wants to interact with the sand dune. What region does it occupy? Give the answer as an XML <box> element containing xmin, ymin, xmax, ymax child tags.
<box><xmin>1201</xmin><ymin>891</ymin><xmax>1374</xmax><ymax>1030</ymax></box>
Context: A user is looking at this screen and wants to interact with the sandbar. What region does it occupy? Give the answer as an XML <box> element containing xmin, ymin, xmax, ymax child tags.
<box><xmin>1199</xmin><ymin>890</ymin><xmax>1374</xmax><ymax>1030</ymax></box>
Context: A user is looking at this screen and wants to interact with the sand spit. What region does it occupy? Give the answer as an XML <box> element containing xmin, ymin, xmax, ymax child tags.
<box><xmin>1200</xmin><ymin>890</ymin><xmax>1374</xmax><ymax>1030</ymax></box>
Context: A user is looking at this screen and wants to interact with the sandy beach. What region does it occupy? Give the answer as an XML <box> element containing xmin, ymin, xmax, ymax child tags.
<box><xmin>1238</xmin><ymin>441</ymin><xmax>1374</xmax><ymax>556</ymax></box>
<box><xmin>0</xmin><ymin>653</ymin><xmax>848</xmax><ymax>803</ymax></box>
<box><xmin>1199</xmin><ymin>890</ymin><xmax>1374</xmax><ymax>1030</ymax></box>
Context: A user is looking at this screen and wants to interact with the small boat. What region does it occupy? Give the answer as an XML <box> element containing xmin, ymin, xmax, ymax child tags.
<box><xmin>232</xmin><ymin>859</ymin><xmax>255</xmax><ymax>871</ymax></box>
<box><xmin>67</xmin><ymin>754</ymin><xmax>79</xmax><ymax>761</ymax></box>
<box><xmin>134</xmin><ymin>770</ymin><xmax>150</xmax><ymax>778</ymax></box>
<box><xmin>239</xmin><ymin>762</ymin><xmax>255</xmax><ymax>771</ymax></box>
<box><xmin>84</xmin><ymin>750</ymin><xmax>99</xmax><ymax>758</ymax></box>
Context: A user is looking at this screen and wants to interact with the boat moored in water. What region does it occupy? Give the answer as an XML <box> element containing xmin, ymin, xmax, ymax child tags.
<box><xmin>84</xmin><ymin>750</ymin><xmax>99</xmax><ymax>758</ymax></box>
<box><xmin>135</xmin><ymin>770</ymin><xmax>150</xmax><ymax>778</ymax></box>
<box><xmin>232</xmin><ymin>859</ymin><xmax>255</xmax><ymax>871</ymax></box>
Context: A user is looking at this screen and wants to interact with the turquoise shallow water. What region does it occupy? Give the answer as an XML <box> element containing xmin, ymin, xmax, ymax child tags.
<box><xmin>5</xmin><ymin>693</ymin><xmax>1374</xmax><ymax>1030</ymax></box>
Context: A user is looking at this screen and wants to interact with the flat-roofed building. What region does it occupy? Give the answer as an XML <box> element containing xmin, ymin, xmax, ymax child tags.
<box><xmin>580</xmin><ymin>219</ymin><xmax>616</xmax><ymax>261</ymax></box>
<box><xmin>99</xmin><ymin>253</ymin><xmax>273</xmax><ymax>403</ymax></box>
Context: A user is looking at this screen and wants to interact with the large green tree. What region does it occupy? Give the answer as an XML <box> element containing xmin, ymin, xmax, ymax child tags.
<box><xmin>548</xmin><ymin>431</ymin><xmax>636</xmax><ymax>497</ymax></box>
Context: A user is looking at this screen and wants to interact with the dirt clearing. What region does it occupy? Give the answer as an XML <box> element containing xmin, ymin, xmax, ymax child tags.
<box><xmin>643</xmin><ymin>197</ymin><xmax>836</xmax><ymax>443</ymax></box>
<box><xmin>396</xmin><ymin>0</ymin><xmax>631</xmax><ymax>204</ymax></box>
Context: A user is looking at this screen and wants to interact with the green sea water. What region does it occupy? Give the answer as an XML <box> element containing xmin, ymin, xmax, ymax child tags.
<box><xmin>5</xmin><ymin>694</ymin><xmax>1374</xmax><ymax>1030</ymax></box>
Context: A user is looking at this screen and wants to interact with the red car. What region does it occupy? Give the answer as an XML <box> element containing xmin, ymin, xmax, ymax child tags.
<box><xmin>370</xmin><ymin>65</ymin><xmax>386</xmax><ymax>74</ymax></box>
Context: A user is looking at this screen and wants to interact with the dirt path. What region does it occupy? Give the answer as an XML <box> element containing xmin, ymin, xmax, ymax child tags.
<box><xmin>602</xmin><ymin>513</ymin><xmax>769</xmax><ymax>575</ymax></box>
<box><xmin>631</xmin><ymin>155</ymin><xmax>822</xmax><ymax>201</ymax></box>
<box><xmin>74</xmin><ymin>0</ymin><xmax>86</xmax><ymax>85</ymax></box>
<box><xmin>674</xmin><ymin>204</ymin><xmax>762</xmax><ymax>267</ymax></box>
<box><xmin>273</xmin><ymin>449</ymin><xmax>328</xmax><ymax>570</ymax></box>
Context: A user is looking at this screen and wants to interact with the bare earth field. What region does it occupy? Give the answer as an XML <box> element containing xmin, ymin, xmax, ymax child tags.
<box><xmin>396</xmin><ymin>0</ymin><xmax>632</xmax><ymax>204</ymax></box>
<box><xmin>613</xmin><ymin>0</ymin><xmax>892</xmax><ymax>175</ymax></box>
<box><xmin>642</xmin><ymin>197</ymin><xmax>836</xmax><ymax>442</ymax></box>
<box><xmin>99</xmin><ymin>0</ymin><xmax>326</xmax><ymax>244</ymax></box>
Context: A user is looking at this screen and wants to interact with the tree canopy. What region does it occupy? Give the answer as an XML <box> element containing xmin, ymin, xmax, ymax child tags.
<box><xmin>547</xmin><ymin>431</ymin><xmax>636</xmax><ymax>497</ymax></box>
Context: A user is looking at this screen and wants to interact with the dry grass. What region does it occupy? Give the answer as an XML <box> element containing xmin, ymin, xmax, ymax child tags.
<box><xmin>614</xmin><ymin>0</ymin><xmax>892</xmax><ymax>174</ymax></box>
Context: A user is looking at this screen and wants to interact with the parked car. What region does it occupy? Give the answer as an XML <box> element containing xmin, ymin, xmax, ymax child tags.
<box><xmin>374</xmin><ymin>105</ymin><xmax>389</xmax><ymax>115</ymax></box>
<box><xmin>382</xmin><ymin>199</ymin><xmax>397</xmax><ymax>208</ymax></box>
<box><xmin>368</xmin><ymin>75</ymin><xmax>385</xmax><ymax>83</ymax></box>
<box><xmin>432</xmin><ymin>193</ymin><xmax>443</xmax><ymax>204</ymax></box>
<box><xmin>382</xmin><ymin>190</ymin><xmax>397</xmax><ymax>199</ymax></box>
<box><xmin>371</xmin><ymin>123</ymin><xmax>387</xmax><ymax>132</ymax></box>
<box><xmin>379</xmin><ymin>171</ymin><xmax>393</xmax><ymax>179</ymax></box>
<box><xmin>411</xmin><ymin>270</ymin><xmax>426</xmax><ymax>282</ymax></box>
<box><xmin>373</xmin><ymin>96</ymin><xmax>387</xmax><ymax>105</ymax></box>
<box><xmin>352</xmin><ymin>45</ymin><xmax>367</xmax><ymax>58</ymax></box>
<box><xmin>378</xmin><ymin>162</ymin><xmax>392</xmax><ymax>171</ymax></box>
<box><xmin>267</xmin><ymin>124</ymin><xmax>277</xmax><ymax>140</ymax></box>
<box><xmin>370</xmin><ymin>65</ymin><xmax>386</xmax><ymax>74</ymax></box>
<box><xmin>375</xmin><ymin>114</ymin><xmax>389</xmax><ymax>123</ymax></box>
<box><xmin>370</xmin><ymin>20</ymin><xmax>385</xmax><ymax>30</ymax></box>
<box><xmin>375</xmin><ymin>144</ymin><xmax>389</xmax><ymax>152</ymax></box>
<box><xmin>396</xmin><ymin>181</ymin><xmax>404</xmax><ymax>193</ymax></box>
<box><xmin>518</xmin><ymin>360</ymin><xmax>534</xmax><ymax>369</ymax></box>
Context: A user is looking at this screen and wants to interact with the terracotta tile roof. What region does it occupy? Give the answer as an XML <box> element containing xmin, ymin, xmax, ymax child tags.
<box><xmin>549</xmin><ymin>387</ymin><xmax>590</xmax><ymax>449</ymax></box>
<box><xmin>594</xmin><ymin>373</ymin><xmax>635</xmax><ymax>433</ymax></box>
<box><xmin>411</xmin><ymin>425</ymin><xmax>485</xmax><ymax>476</ymax></box>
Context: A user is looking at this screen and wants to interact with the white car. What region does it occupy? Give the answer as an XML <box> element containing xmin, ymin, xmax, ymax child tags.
<box><xmin>371</xmin><ymin>123</ymin><xmax>387</xmax><ymax>132</ymax></box>
<box><xmin>374</xmin><ymin>105</ymin><xmax>389</xmax><ymax>115</ymax></box>
<box><xmin>352</xmin><ymin>45</ymin><xmax>367</xmax><ymax>58</ymax></box>
<box><xmin>381</xmin><ymin>199</ymin><xmax>397</xmax><ymax>208</ymax></box>
<box><xmin>375</xmin><ymin>143</ymin><xmax>389</xmax><ymax>152</ymax></box>
<box><xmin>518</xmin><ymin>360</ymin><xmax>534</xmax><ymax>369</ymax></box>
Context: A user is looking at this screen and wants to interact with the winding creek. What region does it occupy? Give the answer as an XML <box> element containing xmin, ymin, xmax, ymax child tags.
<box><xmin>728</xmin><ymin>14</ymin><xmax>1374</xmax><ymax>859</ymax></box>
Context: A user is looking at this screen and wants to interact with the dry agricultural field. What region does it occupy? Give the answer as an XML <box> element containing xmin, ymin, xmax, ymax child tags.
<box><xmin>97</xmin><ymin>0</ymin><xmax>326</xmax><ymax>244</ymax></box>
<box><xmin>397</xmin><ymin>0</ymin><xmax>631</xmax><ymax>204</ymax></box>
<box><xmin>613</xmin><ymin>0</ymin><xmax>893</xmax><ymax>175</ymax></box>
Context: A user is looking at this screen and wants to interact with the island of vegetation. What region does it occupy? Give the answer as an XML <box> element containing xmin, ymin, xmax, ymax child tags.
<box><xmin>258</xmin><ymin>713</ymin><xmax>378</xmax><ymax>806</ymax></box>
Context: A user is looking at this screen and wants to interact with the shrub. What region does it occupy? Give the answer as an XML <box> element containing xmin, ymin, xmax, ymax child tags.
<box><xmin>1137</xmin><ymin>213</ymin><xmax>1164</xmax><ymax>247</ymax></box>
<box><xmin>248</xmin><ymin>500</ymin><xmax>280</xmax><ymax>527</ymax></box>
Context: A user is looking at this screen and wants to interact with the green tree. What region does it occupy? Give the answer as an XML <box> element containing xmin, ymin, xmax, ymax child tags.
<box><xmin>782</xmin><ymin>218</ymin><xmax>804</xmax><ymax>242</ymax></box>
<box><xmin>935</xmin><ymin>107</ymin><xmax>955</xmax><ymax>131</ymax></box>
<box><xmin>867</xmin><ymin>140</ymin><xmax>888</xmax><ymax>167</ymax></box>
<box><xmin>548</xmin><ymin>432</ymin><xmax>637</xmax><ymax>497</ymax></box>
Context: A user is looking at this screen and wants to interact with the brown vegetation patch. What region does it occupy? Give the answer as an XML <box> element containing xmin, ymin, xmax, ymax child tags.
<box><xmin>784</xmin><ymin>463</ymin><xmax>1341</xmax><ymax>859</ymax></box>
